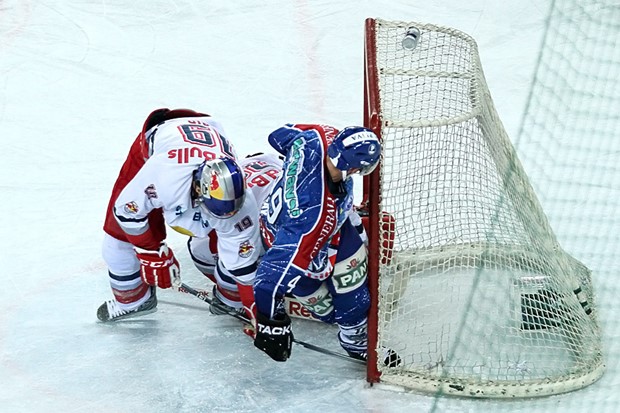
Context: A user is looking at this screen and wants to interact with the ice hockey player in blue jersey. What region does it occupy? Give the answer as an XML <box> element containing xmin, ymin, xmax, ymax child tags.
<box><xmin>251</xmin><ymin>123</ymin><xmax>400</xmax><ymax>367</ymax></box>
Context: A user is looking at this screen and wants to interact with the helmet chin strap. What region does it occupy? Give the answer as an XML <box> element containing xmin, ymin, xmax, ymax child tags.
<box><xmin>328</xmin><ymin>154</ymin><xmax>340</xmax><ymax>167</ymax></box>
<box><xmin>341</xmin><ymin>168</ymin><xmax>364</xmax><ymax>180</ymax></box>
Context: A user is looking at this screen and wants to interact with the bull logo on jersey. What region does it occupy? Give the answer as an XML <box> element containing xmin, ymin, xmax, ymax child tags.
<box><xmin>209</xmin><ymin>171</ymin><xmax>226</xmax><ymax>200</ymax></box>
<box><xmin>238</xmin><ymin>241</ymin><xmax>254</xmax><ymax>258</ymax></box>
<box><xmin>123</xmin><ymin>201</ymin><xmax>139</xmax><ymax>214</ymax></box>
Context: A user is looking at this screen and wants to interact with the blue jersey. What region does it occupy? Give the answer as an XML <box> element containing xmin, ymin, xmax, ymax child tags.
<box><xmin>255</xmin><ymin>124</ymin><xmax>354</xmax><ymax>317</ymax></box>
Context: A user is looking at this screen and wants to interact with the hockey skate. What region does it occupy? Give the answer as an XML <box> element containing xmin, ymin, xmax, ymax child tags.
<box><xmin>345</xmin><ymin>347</ymin><xmax>402</xmax><ymax>368</ymax></box>
<box><xmin>209</xmin><ymin>286</ymin><xmax>246</xmax><ymax>316</ymax></box>
<box><xmin>338</xmin><ymin>332</ymin><xmax>402</xmax><ymax>367</ymax></box>
<box><xmin>97</xmin><ymin>288</ymin><xmax>158</xmax><ymax>322</ymax></box>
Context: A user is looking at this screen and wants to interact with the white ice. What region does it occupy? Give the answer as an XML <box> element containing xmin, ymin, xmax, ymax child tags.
<box><xmin>0</xmin><ymin>1</ymin><xmax>618</xmax><ymax>412</ymax></box>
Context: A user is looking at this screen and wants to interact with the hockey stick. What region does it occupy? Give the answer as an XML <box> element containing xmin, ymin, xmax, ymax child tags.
<box><xmin>177</xmin><ymin>283</ymin><xmax>365</xmax><ymax>366</ymax></box>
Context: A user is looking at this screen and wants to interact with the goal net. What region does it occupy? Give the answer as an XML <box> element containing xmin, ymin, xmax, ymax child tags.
<box><xmin>363</xmin><ymin>18</ymin><xmax>604</xmax><ymax>398</ymax></box>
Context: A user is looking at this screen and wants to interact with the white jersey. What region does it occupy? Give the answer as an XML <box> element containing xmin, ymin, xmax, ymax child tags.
<box><xmin>114</xmin><ymin>116</ymin><xmax>282</xmax><ymax>277</ymax></box>
<box><xmin>113</xmin><ymin>116</ymin><xmax>237</xmax><ymax>239</ymax></box>
<box><xmin>204</xmin><ymin>153</ymin><xmax>283</xmax><ymax>275</ymax></box>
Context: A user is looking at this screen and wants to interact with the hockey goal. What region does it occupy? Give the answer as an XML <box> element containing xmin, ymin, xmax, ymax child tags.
<box><xmin>362</xmin><ymin>18</ymin><xmax>604</xmax><ymax>397</ymax></box>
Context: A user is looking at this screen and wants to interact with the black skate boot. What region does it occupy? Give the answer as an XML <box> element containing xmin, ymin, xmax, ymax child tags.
<box><xmin>209</xmin><ymin>286</ymin><xmax>245</xmax><ymax>316</ymax></box>
<box><xmin>97</xmin><ymin>287</ymin><xmax>158</xmax><ymax>322</ymax></box>
<box><xmin>346</xmin><ymin>347</ymin><xmax>402</xmax><ymax>367</ymax></box>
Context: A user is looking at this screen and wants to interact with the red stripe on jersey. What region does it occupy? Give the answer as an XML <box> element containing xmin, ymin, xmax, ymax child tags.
<box><xmin>291</xmin><ymin>124</ymin><xmax>339</xmax><ymax>145</ymax></box>
<box><xmin>208</xmin><ymin>229</ymin><xmax>219</xmax><ymax>253</ymax></box>
<box><xmin>113</xmin><ymin>282</ymin><xmax>150</xmax><ymax>304</ymax></box>
<box><xmin>216</xmin><ymin>285</ymin><xmax>241</xmax><ymax>302</ymax></box>
<box><xmin>260</xmin><ymin>219</ymin><xmax>275</xmax><ymax>248</ymax></box>
<box><xmin>292</xmin><ymin>195</ymin><xmax>337</xmax><ymax>270</ymax></box>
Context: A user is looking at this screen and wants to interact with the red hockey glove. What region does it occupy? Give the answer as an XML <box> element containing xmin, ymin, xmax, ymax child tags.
<box><xmin>134</xmin><ymin>242</ymin><xmax>180</xmax><ymax>289</ymax></box>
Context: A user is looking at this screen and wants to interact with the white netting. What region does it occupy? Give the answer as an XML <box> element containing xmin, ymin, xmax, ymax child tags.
<box><xmin>369</xmin><ymin>18</ymin><xmax>604</xmax><ymax>397</ymax></box>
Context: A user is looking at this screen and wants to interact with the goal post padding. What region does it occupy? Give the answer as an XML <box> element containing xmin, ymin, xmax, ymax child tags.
<box><xmin>363</xmin><ymin>18</ymin><xmax>604</xmax><ymax>398</ymax></box>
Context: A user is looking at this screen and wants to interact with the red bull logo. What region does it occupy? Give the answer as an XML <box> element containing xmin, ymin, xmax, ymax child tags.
<box><xmin>209</xmin><ymin>172</ymin><xmax>226</xmax><ymax>200</ymax></box>
<box><xmin>209</xmin><ymin>172</ymin><xmax>220</xmax><ymax>190</ymax></box>
<box><xmin>238</xmin><ymin>241</ymin><xmax>254</xmax><ymax>258</ymax></box>
<box><xmin>167</xmin><ymin>147</ymin><xmax>218</xmax><ymax>164</ymax></box>
<box><xmin>123</xmin><ymin>201</ymin><xmax>139</xmax><ymax>214</ymax></box>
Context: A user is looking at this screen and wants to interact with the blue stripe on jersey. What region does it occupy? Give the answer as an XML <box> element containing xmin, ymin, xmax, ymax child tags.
<box><xmin>228</xmin><ymin>261</ymin><xmax>258</xmax><ymax>277</ymax></box>
<box><xmin>108</xmin><ymin>270</ymin><xmax>141</xmax><ymax>282</ymax></box>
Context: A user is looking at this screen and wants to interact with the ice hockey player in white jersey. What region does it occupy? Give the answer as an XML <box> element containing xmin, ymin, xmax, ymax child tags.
<box><xmin>187</xmin><ymin>153</ymin><xmax>282</xmax><ymax>318</ymax></box>
<box><xmin>98</xmin><ymin>107</ymin><xmax>281</xmax><ymax>321</ymax></box>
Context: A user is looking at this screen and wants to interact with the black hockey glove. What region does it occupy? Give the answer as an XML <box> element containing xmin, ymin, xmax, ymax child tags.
<box><xmin>254</xmin><ymin>311</ymin><xmax>293</xmax><ymax>362</ymax></box>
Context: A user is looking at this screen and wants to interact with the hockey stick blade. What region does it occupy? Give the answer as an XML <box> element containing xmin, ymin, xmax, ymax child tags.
<box><xmin>177</xmin><ymin>283</ymin><xmax>365</xmax><ymax>366</ymax></box>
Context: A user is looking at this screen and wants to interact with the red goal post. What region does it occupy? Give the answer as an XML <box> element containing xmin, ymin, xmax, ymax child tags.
<box><xmin>363</xmin><ymin>17</ymin><xmax>383</xmax><ymax>383</ymax></box>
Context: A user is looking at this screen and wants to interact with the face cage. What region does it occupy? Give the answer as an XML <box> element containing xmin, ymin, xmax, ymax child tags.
<box><xmin>197</xmin><ymin>158</ymin><xmax>246</xmax><ymax>218</ymax></box>
<box><xmin>333</xmin><ymin>157</ymin><xmax>380</xmax><ymax>178</ymax></box>
<box><xmin>198</xmin><ymin>194</ymin><xmax>245</xmax><ymax>219</ymax></box>
<box><xmin>358</xmin><ymin>159</ymin><xmax>380</xmax><ymax>176</ymax></box>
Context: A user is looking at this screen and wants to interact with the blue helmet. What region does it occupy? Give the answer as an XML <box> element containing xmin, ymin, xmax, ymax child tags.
<box><xmin>196</xmin><ymin>157</ymin><xmax>246</xmax><ymax>218</ymax></box>
<box><xmin>327</xmin><ymin>127</ymin><xmax>381</xmax><ymax>176</ymax></box>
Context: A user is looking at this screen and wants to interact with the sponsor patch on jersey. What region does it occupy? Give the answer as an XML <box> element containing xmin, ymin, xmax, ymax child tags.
<box><xmin>144</xmin><ymin>184</ymin><xmax>158</xmax><ymax>199</ymax></box>
<box><xmin>333</xmin><ymin>245</ymin><xmax>368</xmax><ymax>293</ymax></box>
<box><xmin>238</xmin><ymin>240</ymin><xmax>254</xmax><ymax>258</ymax></box>
<box><xmin>334</xmin><ymin>259</ymin><xmax>367</xmax><ymax>293</ymax></box>
<box><xmin>295</xmin><ymin>285</ymin><xmax>333</xmax><ymax>317</ymax></box>
<box><xmin>124</xmin><ymin>201</ymin><xmax>139</xmax><ymax>214</ymax></box>
<box><xmin>284</xmin><ymin>138</ymin><xmax>304</xmax><ymax>217</ymax></box>
<box><xmin>167</xmin><ymin>147</ymin><xmax>218</xmax><ymax>164</ymax></box>
<box><xmin>346</xmin><ymin>258</ymin><xmax>360</xmax><ymax>270</ymax></box>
